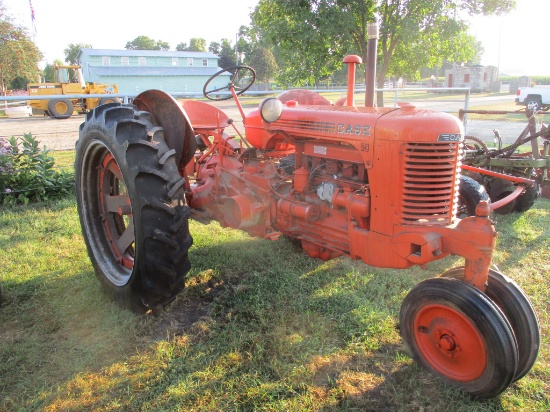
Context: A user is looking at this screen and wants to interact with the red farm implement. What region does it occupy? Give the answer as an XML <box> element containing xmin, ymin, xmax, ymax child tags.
<box><xmin>458</xmin><ymin>108</ymin><xmax>550</xmax><ymax>216</ymax></box>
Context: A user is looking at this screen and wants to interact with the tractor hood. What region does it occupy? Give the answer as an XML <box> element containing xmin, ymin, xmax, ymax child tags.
<box><xmin>244</xmin><ymin>101</ymin><xmax>463</xmax><ymax>151</ymax></box>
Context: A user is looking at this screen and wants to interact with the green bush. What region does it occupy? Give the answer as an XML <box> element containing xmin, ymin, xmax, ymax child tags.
<box><xmin>0</xmin><ymin>134</ymin><xmax>74</xmax><ymax>205</ymax></box>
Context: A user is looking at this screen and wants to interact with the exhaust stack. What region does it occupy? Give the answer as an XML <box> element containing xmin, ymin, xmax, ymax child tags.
<box><xmin>365</xmin><ymin>22</ymin><xmax>379</xmax><ymax>107</ymax></box>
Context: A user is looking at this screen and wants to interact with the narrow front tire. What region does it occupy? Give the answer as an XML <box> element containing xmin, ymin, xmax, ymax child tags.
<box><xmin>400</xmin><ymin>277</ymin><xmax>518</xmax><ymax>399</ymax></box>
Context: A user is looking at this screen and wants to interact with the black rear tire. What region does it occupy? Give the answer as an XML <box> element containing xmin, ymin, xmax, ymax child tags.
<box><xmin>457</xmin><ymin>175</ymin><xmax>489</xmax><ymax>218</ymax></box>
<box><xmin>75</xmin><ymin>103</ymin><xmax>192</xmax><ymax>313</ymax></box>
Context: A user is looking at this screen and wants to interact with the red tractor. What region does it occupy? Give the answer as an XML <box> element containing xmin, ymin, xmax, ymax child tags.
<box><xmin>74</xmin><ymin>47</ymin><xmax>539</xmax><ymax>397</ymax></box>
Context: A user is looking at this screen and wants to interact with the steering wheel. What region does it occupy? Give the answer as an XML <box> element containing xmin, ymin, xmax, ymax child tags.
<box><xmin>203</xmin><ymin>66</ymin><xmax>256</xmax><ymax>101</ymax></box>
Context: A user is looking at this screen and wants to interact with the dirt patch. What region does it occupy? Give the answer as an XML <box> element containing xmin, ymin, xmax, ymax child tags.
<box><xmin>0</xmin><ymin>100</ymin><xmax>248</xmax><ymax>151</ymax></box>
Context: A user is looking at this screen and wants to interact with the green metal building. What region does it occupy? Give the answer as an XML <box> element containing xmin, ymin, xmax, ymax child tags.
<box><xmin>76</xmin><ymin>49</ymin><xmax>228</xmax><ymax>95</ymax></box>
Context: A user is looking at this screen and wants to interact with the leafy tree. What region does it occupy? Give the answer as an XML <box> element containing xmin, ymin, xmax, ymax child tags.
<box><xmin>125</xmin><ymin>35</ymin><xmax>169</xmax><ymax>50</ymax></box>
<box><xmin>64</xmin><ymin>43</ymin><xmax>92</xmax><ymax>65</ymax></box>
<box><xmin>245</xmin><ymin>47</ymin><xmax>278</xmax><ymax>89</ymax></box>
<box><xmin>43</xmin><ymin>59</ymin><xmax>64</xmax><ymax>82</ymax></box>
<box><xmin>251</xmin><ymin>0</ymin><xmax>516</xmax><ymax>102</ymax></box>
<box><xmin>188</xmin><ymin>38</ymin><xmax>206</xmax><ymax>52</ymax></box>
<box><xmin>8</xmin><ymin>76</ymin><xmax>28</xmax><ymax>90</ymax></box>
<box><xmin>0</xmin><ymin>2</ymin><xmax>42</xmax><ymax>95</ymax></box>
<box><xmin>218</xmin><ymin>38</ymin><xmax>237</xmax><ymax>69</ymax></box>
<box><xmin>251</xmin><ymin>1</ymin><xmax>350</xmax><ymax>86</ymax></box>
<box><xmin>208</xmin><ymin>41</ymin><xmax>221</xmax><ymax>55</ymax></box>
<box><xmin>176</xmin><ymin>38</ymin><xmax>207</xmax><ymax>52</ymax></box>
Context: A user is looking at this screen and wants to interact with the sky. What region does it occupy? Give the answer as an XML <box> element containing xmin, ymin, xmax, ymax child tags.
<box><xmin>2</xmin><ymin>0</ymin><xmax>549</xmax><ymax>76</ymax></box>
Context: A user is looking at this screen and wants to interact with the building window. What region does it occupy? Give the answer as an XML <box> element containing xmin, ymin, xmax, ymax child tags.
<box><xmin>202</xmin><ymin>59</ymin><xmax>208</xmax><ymax>67</ymax></box>
<box><xmin>172</xmin><ymin>57</ymin><xmax>178</xmax><ymax>66</ymax></box>
<box><xmin>187</xmin><ymin>58</ymin><xmax>194</xmax><ymax>66</ymax></box>
<box><xmin>139</xmin><ymin>57</ymin><xmax>146</xmax><ymax>65</ymax></box>
<box><xmin>102</xmin><ymin>56</ymin><xmax>110</xmax><ymax>65</ymax></box>
<box><xmin>121</xmin><ymin>57</ymin><xmax>129</xmax><ymax>65</ymax></box>
<box><xmin>464</xmin><ymin>74</ymin><xmax>470</xmax><ymax>82</ymax></box>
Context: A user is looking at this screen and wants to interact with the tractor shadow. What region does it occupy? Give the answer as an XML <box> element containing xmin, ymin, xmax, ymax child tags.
<box><xmin>140</xmin><ymin>235</ymin><xmax>509</xmax><ymax>410</ymax></box>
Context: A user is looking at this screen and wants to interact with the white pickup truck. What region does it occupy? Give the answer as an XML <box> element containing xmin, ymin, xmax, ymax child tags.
<box><xmin>515</xmin><ymin>86</ymin><xmax>550</xmax><ymax>111</ymax></box>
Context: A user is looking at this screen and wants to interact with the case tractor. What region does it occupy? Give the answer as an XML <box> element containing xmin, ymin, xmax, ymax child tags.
<box><xmin>27</xmin><ymin>64</ymin><xmax>119</xmax><ymax>119</ymax></box>
<box><xmin>74</xmin><ymin>28</ymin><xmax>540</xmax><ymax>399</ymax></box>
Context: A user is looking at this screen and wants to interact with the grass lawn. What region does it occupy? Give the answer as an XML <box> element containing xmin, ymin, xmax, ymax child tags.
<box><xmin>1</xmin><ymin>172</ymin><xmax>549</xmax><ymax>410</ymax></box>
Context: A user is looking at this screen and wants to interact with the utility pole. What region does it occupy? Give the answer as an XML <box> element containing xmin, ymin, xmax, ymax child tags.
<box><xmin>235</xmin><ymin>33</ymin><xmax>239</xmax><ymax>66</ymax></box>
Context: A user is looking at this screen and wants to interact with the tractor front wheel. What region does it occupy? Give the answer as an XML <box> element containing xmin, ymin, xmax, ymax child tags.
<box><xmin>441</xmin><ymin>267</ymin><xmax>540</xmax><ymax>381</ymax></box>
<box><xmin>400</xmin><ymin>277</ymin><xmax>518</xmax><ymax>399</ymax></box>
<box><xmin>75</xmin><ymin>103</ymin><xmax>192</xmax><ymax>313</ymax></box>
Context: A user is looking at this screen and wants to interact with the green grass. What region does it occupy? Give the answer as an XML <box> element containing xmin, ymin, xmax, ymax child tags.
<box><xmin>1</xmin><ymin>195</ymin><xmax>549</xmax><ymax>411</ymax></box>
<box><xmin>51</xmin><ymin>150</ymin><xmax>77</xmax><ymax>171</ymax></box>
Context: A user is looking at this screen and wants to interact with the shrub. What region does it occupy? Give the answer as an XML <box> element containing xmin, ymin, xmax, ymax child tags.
<box><xmin>0</xmin><ymin>134</ymin><xmax>74</xmax><ymax>205</ymax></box>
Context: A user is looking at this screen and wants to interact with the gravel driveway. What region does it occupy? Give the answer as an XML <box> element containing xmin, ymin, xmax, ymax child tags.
<box><xmin>0</xmin><ymin>100</ymin><xmax>535</xmax><ymax>151</ymax></box>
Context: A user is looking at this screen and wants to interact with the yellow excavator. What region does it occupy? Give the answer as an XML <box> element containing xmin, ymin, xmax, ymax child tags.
<box><xmin>27</xmin><ymin>64</ymin><xmax>119</xmax><ymax>119</ymax></box>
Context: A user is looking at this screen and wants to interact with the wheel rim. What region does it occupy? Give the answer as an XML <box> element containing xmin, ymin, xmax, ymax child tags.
<box><xmin>414</xmin><ymin>303</ymin><xmax>487</xmax><ymax>382</ymax></box>
<box><xmin>526</xmin><ymin>101</ymin><xmax>539</xmax><ymax>111</ymax></box>
<box><xmin>462</xmin><ymin>136</ymin><xmax>489</xmax><ymax>167</ymax></box>
<box><xmin>98</xmin><ymin>152</ymin><xmax>135</xmax><ymax>271</ymax></box>
<box><xmin>55</xmin><ymin>101</ymin><xmax>68</xmax><ymax>114</ymax></box>
<box><xmin>442</xmin><ymin>267</ymin><xmax>540</xmax><ymax>381</ymax></box>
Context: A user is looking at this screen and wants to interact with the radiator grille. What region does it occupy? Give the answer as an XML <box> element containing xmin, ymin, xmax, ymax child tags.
<box><xmin>401</xmin><ymin>142</ymin><xmax>459</xmax><ymax>226</ymax></box>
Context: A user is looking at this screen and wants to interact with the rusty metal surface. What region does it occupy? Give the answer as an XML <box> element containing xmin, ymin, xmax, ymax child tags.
<box><xmin>134</xmin><ymin>89</ymin><xmax>196</xmax><ymax>165</ymax></box>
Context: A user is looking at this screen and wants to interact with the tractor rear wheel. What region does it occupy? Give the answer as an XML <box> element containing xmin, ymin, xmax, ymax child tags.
<box><xmin>400</xmin><ymin>277</ymin><xmax>518</xmax><ymax>399</ymax></box>
<box><xmin>48</xmin><ymin>98</ymin><xmax>74</xmax><ymax>119</ymax></box>
<box><xmin>75</xmin><ymin>103</ymin><xmax>192</xmax><ymax>313</ymax></box>
<box><xmin>441</xmin><ymin>267</ymin><xmax>540</xmax><ymax>381</ymax></box>
<box><xmin>457</xmin><ymin>175</ymin><xmax>489</xmax><ymax>218</ymax></box>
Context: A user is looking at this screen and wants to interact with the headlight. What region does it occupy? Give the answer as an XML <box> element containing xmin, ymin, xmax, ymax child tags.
<box><xmin>260</xmin><ymin>98</ymin><xmax>283</xmax><ymax>123</ymax></box>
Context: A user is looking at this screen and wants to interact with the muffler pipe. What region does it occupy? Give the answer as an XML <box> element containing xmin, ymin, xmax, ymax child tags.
<box><xmin>365</xmin><ymin>21</ymin><xmax>379</xmax><ymax>107</ymax></box>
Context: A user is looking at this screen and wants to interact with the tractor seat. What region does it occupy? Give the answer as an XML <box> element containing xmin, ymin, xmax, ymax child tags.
<box><xmin>181</xmin><ymin>100</ymin><xmax>230</xmax><ymax>131</ymax></box>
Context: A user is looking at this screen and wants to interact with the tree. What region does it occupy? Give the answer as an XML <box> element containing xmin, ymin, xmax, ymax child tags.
<box><xmin>208</xmin><ymin>41</ymin><xmax>221</xmax><ymax>55</ymax></box>
<box><xmin>0</xmin><ymin>2</ymin><xmax>42</xmax><ymax>95</ymax></box>
<box><xmin>252</xmin><ymin>1</ymin><xmax>352</xmax><ymax>86</ymax></box>
<box><xmin>43</xmin><ymin>59</ymin><xmax>64</xmax><ymax>82</ymax></box>
<box><xmin>251</xmin><ymin>0</ymin><xmax>516</xmax><ymax>102</ymax></box>
<box><xmin>176</xmin><ymin>38</ymin><xmax>207</xmax><ymax>52</ymax></box>
<box><xmin>64</xmin><ymin>43</ymin><xmax>92</xmax><ymax>65</ymax></box>
<box><xmin>218</xmin><ymin>38</ymin><xmax>237</xmax><ymax>69</ymax></box>
<box><xmin>188</xmin><ymin>38</ymin><xmax>206</xmax><ymax>52</ymax></box>
<box><xmin>125</xmin><ymin>35</ymin><xmax>169</xmax><ymax>50</ymax></box>
<box><xmin>246</xmin><ymin>47</ymin><xmax>278</xmax><ymax>89</ymax></box>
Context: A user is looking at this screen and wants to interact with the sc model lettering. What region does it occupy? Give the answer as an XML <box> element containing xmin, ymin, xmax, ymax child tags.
<box><xmin>337</xmin><ymin>124</ymin><xmax>371</xmax><ymax>136</ymax></box>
